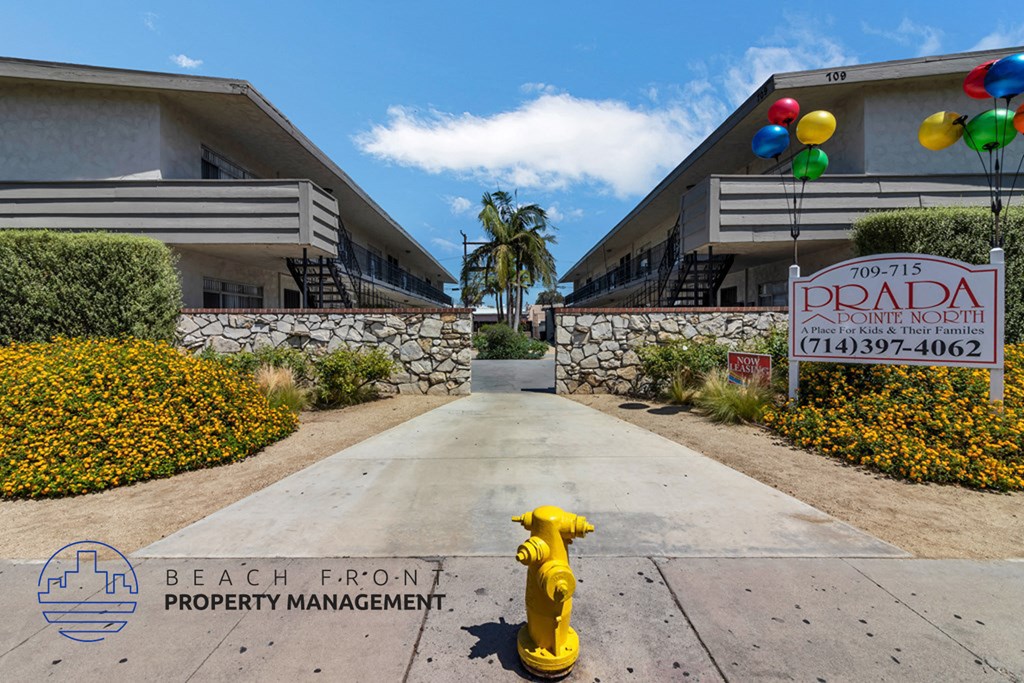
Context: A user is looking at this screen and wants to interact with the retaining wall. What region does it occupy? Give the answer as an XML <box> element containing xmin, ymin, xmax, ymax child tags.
<box><xmin>555</xmin><ymin>308</ymin><xmax>788</xmax><ymax>395</ymax></box>
<box><xmin>178</xmin><ymin>308</ymin><xmax>473</xmax><ymax>395</ymax></box>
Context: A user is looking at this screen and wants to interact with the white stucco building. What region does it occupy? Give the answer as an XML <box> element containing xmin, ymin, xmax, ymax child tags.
<box><xmin>0</xmin><ymin>57</ymin><xmax>455</xmax><ymax>308</ymax></box>
<box><xmin>561</xmin><ymin>46</ymin><xmax>1022</xmax><ymax>308</ymax></box>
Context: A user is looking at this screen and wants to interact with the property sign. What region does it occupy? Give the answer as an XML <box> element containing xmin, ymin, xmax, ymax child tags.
<box><xmin>790</xmin><ymin>253</ymin><xmax>1003</xmax><ymax>368</ymax></box>
<box><xmin>728</xmin><ymin>352</ymin><xmax>772</xmax><ymax>384</ymax></box>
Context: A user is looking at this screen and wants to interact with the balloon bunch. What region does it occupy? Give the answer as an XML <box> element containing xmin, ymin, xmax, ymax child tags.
<box><xmin>752</xmin><ymin>98</ymin><xmax>838</xmax><ymax>264</ymax></box>
<box><xmin>918</xmin><ymin>53</ymin><xmax>1024</xmax><ymax>246</ymax></box>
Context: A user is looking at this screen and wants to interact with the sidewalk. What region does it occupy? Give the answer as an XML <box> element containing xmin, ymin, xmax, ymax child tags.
<box><xmin>1</xmin><ymin>359</ymin><xmax>1021</xmax><ymax>681</ymax></box>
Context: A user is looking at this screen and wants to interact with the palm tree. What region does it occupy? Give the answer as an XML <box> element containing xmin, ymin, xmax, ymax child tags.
<box><xmin>465</xmin><ymin>191</ymin><xmax>557</xmax><ymax>331</ymax></box>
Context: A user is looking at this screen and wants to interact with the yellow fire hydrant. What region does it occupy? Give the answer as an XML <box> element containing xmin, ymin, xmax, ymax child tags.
<box><xmin>511</xmin><ymin>505</ymin><xmax>594</xmax><ymax>678</ymax></box>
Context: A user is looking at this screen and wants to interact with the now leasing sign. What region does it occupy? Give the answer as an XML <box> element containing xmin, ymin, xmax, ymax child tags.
<box><xmin>790</xmin><ymin>253</ymin><xmax>1004</xmax><ymax>369</ymax></box>
<box><xmin>728</xmin><ymin>352</ymin><xmax>772</xmax><ymax>384</ymax></box>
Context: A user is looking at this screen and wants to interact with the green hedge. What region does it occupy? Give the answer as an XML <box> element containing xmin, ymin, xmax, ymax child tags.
<box><xmin>852</xmin><ymin>207</ymin><xmax>1024</xmax><ymax>342</ymax></box>
<box><xmin>473</xmin><ymin>323</ymin><xmax>548</xmax><ymax>359</ymax></box>
<box><xmin>0</xmin><ymin>230</ymin><xmax>181</xmax><ymax>344</ymax></box>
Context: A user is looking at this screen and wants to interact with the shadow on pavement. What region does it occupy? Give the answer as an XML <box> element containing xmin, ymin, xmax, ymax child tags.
<box><xmin>461</xmin><ymin>617</ymin><xmax>531</xmax><ymax>679</ymax></box>
<box><xmin>521</xmin><ymin>387</ymin><xmax>555</xmax><ymax>394</ymax></box>
<box><xmin>618</xmin><ymin>402</ymin><xmax>650</xmax><ymax>410</ymax></box>
<box><xmin>647</xmin><ymin>405</ymin><xmax>689</xmax><ymax>415</ymax></box>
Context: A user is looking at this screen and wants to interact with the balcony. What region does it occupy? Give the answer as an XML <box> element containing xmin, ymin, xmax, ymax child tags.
<box><xmin>682</xmin><ymin>173</ymin><xmax>997</xmax><ymax>255</ymax></box>
<box><xmin>0</xmin><ymin>179</ymin><xmax>342</xmax><ymax>257</ymax></box>
<box><xmin>345</xmin><ymin>240</ymin><xmax>452</xmax><ymax>307</ymax></box>
<box><xmin>565</xmin><ymin>237</ymin><xmax>671</xmax><ymax>307</ymax></box>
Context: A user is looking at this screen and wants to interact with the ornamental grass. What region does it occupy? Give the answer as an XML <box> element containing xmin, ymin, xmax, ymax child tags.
<box><xmin>764</xmin><ymin>345</ymin><xmax>1024</xmax><ymax>491</ymax></box>
<box><xmin>0</xmin><ymin>337</ymin><xmax>297</xmax><ymax>499</ymax></box>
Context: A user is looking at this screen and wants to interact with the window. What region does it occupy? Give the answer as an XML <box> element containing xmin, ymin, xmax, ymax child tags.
<box><xmin>638</xmin><ymin>243</ymin><xmax>652</xmax><ymax>274</ymax></box>
<box><xmin>757</xmin><ymin>281</ymin><xmax>788</xmax><ymax>307</ymax></box>
<box><xmin>203</xmin><ymin>277</ymin><xmax>263</xmax><ymax>308</ymax></box>
<box><xmin>283</xmin><ymin>288</ymin><xmax>302</xmax><ymax>308</ymax></box>
<box><xmin>720</xmin><ymin>286</ymin><xmax>739</xmax><ymax>306</ymax></box>
<box><xmin>201</xmin><ymin>147</ymin><xmax>256</xmax><ymax>180</ymax></box>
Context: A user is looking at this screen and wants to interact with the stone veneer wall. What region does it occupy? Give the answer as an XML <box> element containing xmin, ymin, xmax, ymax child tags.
<box><xmin>178</xmin><ymin>308</ymin><xmax>473</xmax><ymax>395</ymax></box>
<box><xmin>555</xmin><ymin>308</ymin><xmax>788</xmax><ymax>395</ymax></box>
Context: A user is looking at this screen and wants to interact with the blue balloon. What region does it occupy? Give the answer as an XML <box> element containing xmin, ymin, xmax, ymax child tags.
<box><xmin>751</xmin><ymin>125</ymin><xmax>790</xmax><ymax>159</ymax></box>
<box><xmin>984</xmin><ymin>54</ymin><xmax>1024</xmax><ymax>99</ymax></box>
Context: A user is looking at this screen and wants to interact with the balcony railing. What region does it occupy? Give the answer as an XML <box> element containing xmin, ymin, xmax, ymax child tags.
<box><xmin>565</xmin><ymin>237</ymin><xmax>670</xmax><ymax>306</ymax></box>
<box><xmin>345</xmin><ymin>240</ymin><xmax>452</xmax><ymax>306</ymax></box>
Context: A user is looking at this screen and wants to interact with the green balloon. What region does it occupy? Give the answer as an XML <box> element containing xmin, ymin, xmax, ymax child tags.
<box><xmin>792</xmin><ymin>147</ymin><xmax>828</xmax><ymax>181</ymax></box>
<box><xmin>964</xmin><ymin>109</ymin><xmax>1016</xmax><ymax>151</ymax></box>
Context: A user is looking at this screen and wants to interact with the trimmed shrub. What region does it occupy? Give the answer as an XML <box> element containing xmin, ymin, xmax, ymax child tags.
<box><xmin>852</xmin><ymin>207</ymin><xmax>1024</xmax><ymax>342</ymax></box>
<box><xmin>637</xmin><ymin>339</ymin><xmax>728</xmax><ymax>395</ymax></box>
<box><xmin>696</xmin><ymin>369</ymin><xmax>773</xmax><ymax>424</ymax></box>
<box><xmin>313</xmin><ymin>347</ymin><xmax>395</xmax><ymax>407</ymax></box>
<box><xmin>0</xmin><ymin>337</ymin><xmax>297</xmax><ymax>498</ymax></box>
<box><xmin>474</xmin><ymin>323</ymin><xmax>548</xmax><ymax>359</ymax></box>
<box><xmin>0</xmin><ymin>230</ymin><xmax>181</xmax><ymax>344</ymax></box>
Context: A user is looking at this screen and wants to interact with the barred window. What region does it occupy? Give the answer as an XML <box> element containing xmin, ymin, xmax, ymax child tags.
<box><xmin>203</xmin><ymin>277</ymin><xmax>263</xmax><ymax>308</ymax></box>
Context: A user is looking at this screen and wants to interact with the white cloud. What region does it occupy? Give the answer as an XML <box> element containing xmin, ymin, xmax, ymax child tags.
<box><xmin>355</xmin><ymin>20</ymin><xmax>856</xmax><ymax>199</ymax></box>
<box><xmin>143</xmin><ymin>12</ymin><xmax>158</xmax><ymax>32</ymax></box>
<box><xmin>971</xmin><ymin>26</ymin><xmax>1024</xmax><ymax>51</ymax></box>
<box><xmin>170</xmin><ymin>54</ymin><xmax>203</xmax><ymax>69</ymax></box>
<box><xmin>354</xmin><ymin>88</ymin><xmax>725</xmax><ymax>198</ymax></box>
<box><xmin>446</xmin><ymin>195</ymin><xmax>474</xmax><ymax>215</ymax></box>
<box><xmin>862</xmin><ymin>18</ymin><xmax>943</xmax><ymax>57</ymax></box>
<box><xmin>546</xmin><ymin>203</ymin><xmax>583</xmax><ymax>223</ymax></box>
<box><xmin>723</xmin><ymin>28</ymin><xmax>856</xmax><ymax>106</ymax></box>
<box><xmin>430</xmin><ymin>237</ymin><xmax>461</xmax><ymax>253</ymax></box>
<box><xmin>521</xmin><ymin>82</ymin><xmax>560</xmax><ymax>95</ymax></box>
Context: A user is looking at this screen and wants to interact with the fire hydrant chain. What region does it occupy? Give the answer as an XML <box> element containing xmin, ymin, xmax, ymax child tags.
<box><xmin>512</xmin><ymin>505</ymin><xmax>594</xmax><ymax>678</ymax></box>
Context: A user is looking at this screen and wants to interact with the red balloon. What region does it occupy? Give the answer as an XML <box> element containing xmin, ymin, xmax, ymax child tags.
<box><xmin>767</xmin><ymin>98</ymin><xmax>800</xmax><ymax>126</ymax></box>
<box><xmin>964</xmin><ymin>60</ymin><xmax>997</xmax><ymax>99</ymax></box>
<box><xmin>1015</xmin><ymin>103</ymin><xmax>1024</xmax><ymax>135</ymax></box>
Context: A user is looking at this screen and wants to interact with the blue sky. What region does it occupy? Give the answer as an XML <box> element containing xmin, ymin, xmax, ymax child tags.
<box><xmin>3</xmin><ymin>2</ymin><xmax>1024</xmax><ymax>297</ymax></box>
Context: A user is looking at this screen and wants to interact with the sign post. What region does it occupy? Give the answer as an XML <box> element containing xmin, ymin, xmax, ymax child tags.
<box><xmin>788</xmin><ymin>264</ymin><xmax>800</xmax><ymax>400</ymax></box>
<box><xmin>788</xmin><ymin>252</ymin><xmax>1005</xmax><ymax>402</ymax></box>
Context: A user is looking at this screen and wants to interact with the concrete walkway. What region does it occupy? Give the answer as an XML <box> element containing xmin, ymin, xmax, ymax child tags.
<box><xmin>136</xmin><ymin>358</ymin><xmax>902</xmax><ymax>559</ymax></box>
<box><xmin>3</xmin><ymin>359</ymin><xmax>1022</xmax><ymax>681</ymax></box>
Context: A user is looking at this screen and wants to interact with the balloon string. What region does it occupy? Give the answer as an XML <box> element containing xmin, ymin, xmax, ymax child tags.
<box><xmin>794</xmin><ymin>179</ymin><xmax>808</xmax><ymax>265</ymax></box>
<box><xmin>1003</xmin><ymin>151</ymin><xmax>1024</xmax><ymax>219</ymax></box>
<box><xmin>962</xmin><ymin>124</ymin><xmax>997</xmax><ymax>211</ymax></box>
<box><xmin>997</xmin><ymin>97</ymin><xmax>1011</xmax><ymax>214</ymax></box>
<box><xmin>775</xmin><ymin>156</ymin><xmax>796</xmax><ymax>239</ymax></box>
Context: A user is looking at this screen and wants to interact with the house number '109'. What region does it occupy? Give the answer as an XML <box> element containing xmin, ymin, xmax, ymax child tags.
<box><xmin>826</xmin><ymin>71</ymin><xmax>847</xmax><ymax>82</ymax></box>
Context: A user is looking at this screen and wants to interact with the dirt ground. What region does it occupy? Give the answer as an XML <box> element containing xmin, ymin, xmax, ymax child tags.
<box><xmin>0</xmin><ymin>395</ymin><xmax>456</xmax><ymax>560</ymax></box>
<box><xmin>570</xmin><ymin>395</ymin><xmax>1024</xmax><ymax>559</ymax></box>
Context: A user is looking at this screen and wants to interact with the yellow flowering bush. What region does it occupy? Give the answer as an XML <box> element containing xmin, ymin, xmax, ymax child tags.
<box><xmin>764</xmin><ymin>345</ymin><xmax>1024</xmax><ymax>491</ymax></box>
<box><xmin>0</xmin><ymin>337</ymin><xmax>297</xmax><ymax>498</ymax></box>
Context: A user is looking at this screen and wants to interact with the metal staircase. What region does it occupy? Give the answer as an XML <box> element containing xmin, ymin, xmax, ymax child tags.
<box><xmin>285</xmin><ymin>256</ymin><xmax>354</xmax><ymax>308</ymax></box>
<box><xmin>620</xmin><ymin>212</ymin><xmax>735</xmax><ymax>308</ymax></box>
<box><xmin>663</xmin><ymin>250</ymin><xmax>735</xmax><ymax>307</ymax></box>
<box><xmin>286</xmin><ymin>218</ymin><xmax>363</xmax><ymax>308</ymax></box>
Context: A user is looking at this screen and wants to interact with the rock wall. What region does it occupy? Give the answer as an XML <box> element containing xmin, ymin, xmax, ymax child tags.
<box><xmin>555</xmin><ymin>308</ymin><xmax>787</xmax><ymax>395</ymax></box>
<box><xmin>178</xmin><ymin>309</ymin><xmax>472</xmax><ymax>395</ymax></box>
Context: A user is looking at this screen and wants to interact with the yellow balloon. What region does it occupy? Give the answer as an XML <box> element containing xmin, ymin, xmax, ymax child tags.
<box><xmin>796</xmin><ymin>110</ymin><xmax>837</xmax><ymax>146</ymax></box>
<box><xmin>918</xmin><ymin>111</ymin><xmax>964</xmax><ymax>151</ymax></box>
